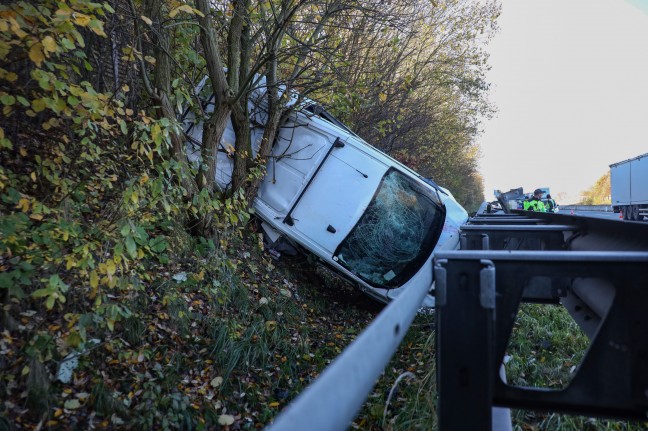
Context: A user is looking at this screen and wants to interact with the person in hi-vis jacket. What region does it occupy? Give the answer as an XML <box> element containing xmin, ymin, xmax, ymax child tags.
<box><xmin>524</xmin><ymin>189</ymin><xmax>547</xmax><ymax>212</ymax></box>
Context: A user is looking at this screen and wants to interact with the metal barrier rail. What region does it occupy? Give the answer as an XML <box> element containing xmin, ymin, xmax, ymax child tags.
<box><xmin>266</xmin><ymin>209</ymin><xmax>648</xmax><ymax>430</ymax></box>
<box><xmin>560</xmin><ymin>204</ymin><xmax>613</xmax><ymax>212</ymax></box>
<box><xmin>435</xmin><ymin>250</ymin><xmax>648</xmax><ymax>430</ymax></box>
<box><xmin>265</xmin><ymin>264</ymin><xmax>431</xmax><ymax>431</ymax></box>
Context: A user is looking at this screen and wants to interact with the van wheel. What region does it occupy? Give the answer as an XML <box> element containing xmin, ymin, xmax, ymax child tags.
<box><xmin>632</xmin><ymin>205</ymin><xmax>640</xmax><ymax>221</ymax></box>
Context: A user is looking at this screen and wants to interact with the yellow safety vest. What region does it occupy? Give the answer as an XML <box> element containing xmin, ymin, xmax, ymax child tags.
<box><xmin>524</xmin><ymin>199</ymin><xmax>546</xmax><ymax>212</ymax></box>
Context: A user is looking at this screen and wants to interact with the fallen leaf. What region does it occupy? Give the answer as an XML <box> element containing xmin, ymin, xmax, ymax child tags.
<box><xmin>64</xmin><ymin>399</ymin><xmax>81</xmax><ymax>410</ymax></box>
<box><xmin>218</xmin><ymin>414</ymin><xmax>235</xmax><ymax>426</ymax></box>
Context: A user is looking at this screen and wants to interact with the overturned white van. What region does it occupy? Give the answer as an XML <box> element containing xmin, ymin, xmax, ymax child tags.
<box><xmin>183</xmin><ymin>79</ymin><xmax>468</xmax><ymax>307</ymax></box>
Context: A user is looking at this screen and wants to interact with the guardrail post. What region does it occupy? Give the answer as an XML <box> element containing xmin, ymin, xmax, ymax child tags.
<box><xmin>436</xmin><ymin>259</ymin><xmax>495</xmax><ymax>430</ymax></box>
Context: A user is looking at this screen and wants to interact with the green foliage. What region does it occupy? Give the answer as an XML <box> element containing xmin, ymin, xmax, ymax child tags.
<box><xmin>311</xmin><ymin>0</ymin><xmax>497</xmax><ymax>207</ymax></box>
<box><xmin>0</xmin><ymin>2</ymin><xmax>256</xmax><ymax>428</ymax></box>
<box><xmin>7</xmin><ymin>1</ymin><xmax>628</xmax><ymax>430</ymax></box>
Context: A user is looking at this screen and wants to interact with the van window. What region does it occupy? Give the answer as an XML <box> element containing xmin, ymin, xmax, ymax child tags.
<box><xmin>333</xmin><ymin>168</ymin><xmax>445</xmax><ymax>288</ymax></box>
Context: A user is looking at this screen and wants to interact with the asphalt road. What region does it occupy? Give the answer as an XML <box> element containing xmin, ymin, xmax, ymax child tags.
<box><xmin>561</xmin><ymin>208</ymin><xmax>646</xmax><ymax>222</ymax></box>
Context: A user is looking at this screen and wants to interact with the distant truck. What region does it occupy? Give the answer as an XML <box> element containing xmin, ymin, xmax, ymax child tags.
<box><xmin>610</xmin><ymin>153</ymin><xmax>648</xmax><ymax>221</ymax></box>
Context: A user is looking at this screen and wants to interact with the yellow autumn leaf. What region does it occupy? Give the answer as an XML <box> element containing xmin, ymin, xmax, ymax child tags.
<box><xmin>5</xmin><ymin>72</ymin><xmax>17</xmax><ymax>82</ymax></box>
<box><xmin>90</xmin><ymin>271</ymin><xmax>99</xmax><ymax>288</ymax></box>
<box><xmin>89</xmin><ymin>23</ymin><xmax>106</xmax><ymax>37</ymax></box>
<box><xmin>169</xmin><ymin>4</ymin><xmax>198</xmax><ymax>18</ymax></box>
<box><xmin>16</xmin><ymin>197</ymin><xmax>30</xmax><ymax>212</ymax></box>
<box><xmin>106</xmin><ymin>260</ymin><xmax>116</xmax><ymax>276</ymax></box>
<box><xmin>19</xmin><ymin>147</ymin><xmax>27</xmax><ymax>156</ymax></box>
<box><xmin>54</xmin><ymin>8</ymin><xmax>71</xmax><ymax>19</ymax></box>
<box><xmin>32</xmin><ymin>98</ymin><xmax>47</xmax><ymax>113</ymax></box>
<box><xmin>42</xmin><ymin>35</ymin><xmax>57</xmax><ymax>53</ymax></box>
<box><xmin>379</xmin><ymin>92</ymin><xmax>387</xmax><ymax>102</ymax></box>
<box><xmin>30</xmin><ymin>172</ymin><xmax>36</xmax><ymax>181</ymax></box>
<box><xmin>9</xmin><ymin>17</ymin><xmax>27</xmax><ymax>39</ymax></box>
<box><xmin>265</xmin><ymin>320</ymin><xmax>277</xmax><ymax>332</ymax></box>
<box><xmin>29</xmin><ymin>214</ymin><xmax>43</xmax><ymax>221</ymax></box>
<box><xmin>269</xmin><ymin>401</ymin><xmax>280</xmax><ymax>407</ymax></box>
<box><xmin>74</xmin><ymin>14</ymin><xmax>91</xmax><ymax>27</ymax></box>
<box><xmin>29</xmin><ymin>43</ymin><xmax>45</xmax><ymax>67</ymax></box>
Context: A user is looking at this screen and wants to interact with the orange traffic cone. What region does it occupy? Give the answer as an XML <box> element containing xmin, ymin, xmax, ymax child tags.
<box><xmin>619</xmin><ymin>211</ymin><xmax>623</xmax><ymax>219</ymax></box>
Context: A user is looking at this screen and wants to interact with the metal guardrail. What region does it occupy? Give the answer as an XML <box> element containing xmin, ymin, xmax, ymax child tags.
<box><xmin>435</xmin><ymin>250</ymin><xmax>648</xmax><ymax>430</ymax></box>
<box><xmin>265</xmin><ymin>263</ymin><xmax>431</xmax><ymax>431</ymax></box>
<box><xmin>560</xmin><ymin>204</ymin><xmax>613</xmax><ymax>212</ymax></box>
<box><xmin>266</xmin><ymin>209</ymin><xmax>648</xmax><ymax>430</ymax></box>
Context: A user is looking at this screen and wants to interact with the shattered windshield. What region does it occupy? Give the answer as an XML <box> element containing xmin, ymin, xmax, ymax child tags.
<box><xmin>333</xmin><ymin>168</ymin><xmax>445</xmax><ymax>288</ymax></box>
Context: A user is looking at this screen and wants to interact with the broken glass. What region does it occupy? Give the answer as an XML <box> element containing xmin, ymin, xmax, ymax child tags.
<box><xmin>334</xmin><ymin>168</ymin><xmax>445</xmax><ymax>288</ymax></box>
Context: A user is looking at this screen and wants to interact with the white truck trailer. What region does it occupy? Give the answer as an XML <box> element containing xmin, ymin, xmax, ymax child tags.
<box><xmin>610</xmin><ymin>152</ymin><xmax>648</xmax><ymax>221</ymax></box>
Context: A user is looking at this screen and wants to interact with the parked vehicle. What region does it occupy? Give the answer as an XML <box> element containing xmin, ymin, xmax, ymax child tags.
<box><xmin>182</xmin><ymin>79</ymin><xmax>468</xmax><ymax>306</ymax></box>
<box><xmin>610</xmin><ymin>153</ymin><xmax>648</xmax><ymax>221</ymax></box>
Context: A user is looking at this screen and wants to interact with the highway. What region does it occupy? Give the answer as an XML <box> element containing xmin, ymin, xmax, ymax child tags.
<box><xmin>559</xmin><ymin>205</ymin><xmax>646</xmax><ymax>222</ymax></box>
<box><xmin>560</xmin><ymin>208</ymin><xmax>622</xmax><ymax>221</ymax></box>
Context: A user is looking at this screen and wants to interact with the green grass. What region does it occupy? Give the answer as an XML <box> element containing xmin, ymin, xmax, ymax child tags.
<box><xmin>358</xmin><ymin>303</ymin><xmax>648</xmax><ymax>430</ymax></box>
<box><xmin>505</xmin><ymin>304</ymin><xmax>648</xmax><ymax>430</ymax></box>
<box><xmin>506</xmin><ymin>303</ymin><xmax>588</xmax><ymax>390</ymax></box>
<box><xmin>4</xmin><ymin>226</ymin><xmax>648</xmax><ymax>430</ymax></box>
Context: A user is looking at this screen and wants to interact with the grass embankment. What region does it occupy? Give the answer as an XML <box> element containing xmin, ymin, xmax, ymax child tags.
<box><xmin>1</xmin><ymin>225</ymin><xmax>438</xmax><ymax>430</ymax></box>
<box><xmin>3</xmin><ymin>227</ymin><xmax>648</xmax><ymax>430</ymax></box>
<box><xmin>506</xmin><ymin>304</ymin><xmax>648</xmax><ymax>431</ymax></box>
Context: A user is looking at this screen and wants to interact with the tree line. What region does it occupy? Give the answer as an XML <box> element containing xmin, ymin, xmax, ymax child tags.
<box><xmin>0</xmin><ymin>1</ymin><xmax>498</xmax><ymax>425</ymax></box>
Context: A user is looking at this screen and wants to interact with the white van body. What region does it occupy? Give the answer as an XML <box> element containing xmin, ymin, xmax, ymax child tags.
<box><xmin>183</xmin><ymin>81</ymin><xmax>468</xmax><ymax>307</ymax></box>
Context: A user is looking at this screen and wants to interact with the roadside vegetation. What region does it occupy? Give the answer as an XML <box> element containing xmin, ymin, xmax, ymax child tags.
<box><xmin>4</xmin><ymin>1</ymin><xmax>645</xmax><ymax>430</ymax></box>
<box><xmin>507</xmin><ymin>305</ymin><xmax>648</xmax><ymax>431</ymax></box>
<box><xmin>0</xmin><ymin>0</ymin><xmax>494</xmax><ymax>428</ymax></box>
<box><xmin>580</xmin><ymin>172</ymin><xmax>611</xmax><ymax>205</ymax></box>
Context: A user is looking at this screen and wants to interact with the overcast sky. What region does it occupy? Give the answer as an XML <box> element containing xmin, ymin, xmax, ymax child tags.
<box><xmin>478</xmin><ymin>0</ymin><xmax>648</xmax><ymax>204</ymax></box>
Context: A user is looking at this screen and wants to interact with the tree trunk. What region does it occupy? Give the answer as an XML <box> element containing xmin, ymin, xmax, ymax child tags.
<box><xmin>199</xmin><ymin>103</ymin><xmax>231</xmax><ymax>192</ymax></box>
<box><xmin>229</xmin><ymin>0</ymin><xmax>252</xmax><ymax>191</ymax></box>
<box><xmin>139</xmin><ymin>0</ymin><xmax>197</xmax><ymax>195</ymax></box>
<box><xmin>231</xmin><ymin>105</ymin><xmax>251</xmax><ymax>191</ymax></box>
<box><xmin>195</xmin><ymin>0</ymin><xmax>233</xmax><ymax>195</ymax></box>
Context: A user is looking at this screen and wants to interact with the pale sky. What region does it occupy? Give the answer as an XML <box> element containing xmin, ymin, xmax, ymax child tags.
<box><xmin>478</xmin><ymin>0</ymin><xmax>648</xmax><ymax>204</ymax></box>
